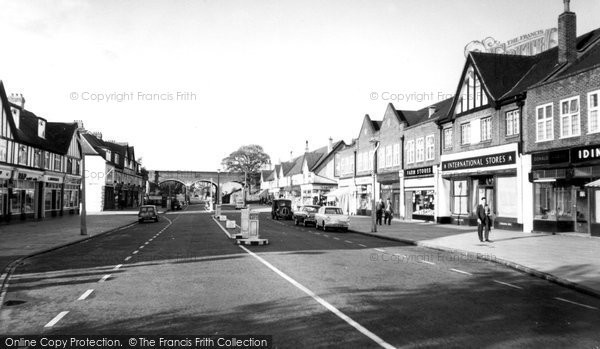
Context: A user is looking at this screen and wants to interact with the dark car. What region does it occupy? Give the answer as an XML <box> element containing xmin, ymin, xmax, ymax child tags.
<box><xmin>171</xmin><ymin>200</ymin><xmax>182</xmax><ymax>210</ymax></box>
<box><xmin>271</xmin><ymin>199</ymin><xmax>293</xmax><ymax>220</ymax></box>
<box><xmin>138</xmin><ymin>205</ymin><xmax>159</xmax><ymax>223</ymax></box>
<box><xmin>293</xmin><ymin>205</ymin><xmax>320</xmax><ymax>227</ymax></box>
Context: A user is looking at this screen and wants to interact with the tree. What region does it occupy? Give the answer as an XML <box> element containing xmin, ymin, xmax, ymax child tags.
<box><xmin>221</xmin><ymin>145</ymin><xmax>271</xmax><ymax>193</ymax></box>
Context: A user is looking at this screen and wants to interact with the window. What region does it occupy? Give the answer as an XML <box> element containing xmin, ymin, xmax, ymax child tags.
<box><xmin>76</xmin><ymin>160</ymin><xmax>81</xmax><ymax>175</ymax></box>
<box><xmin>536</xmin><ymin>103</ymin><xmax>553</xmax><ymax>142</ymax></box>
<box><xmin>481</xmin><ymin>117</ymin><xmax>492</xmax><ymax>141</ymax></box>
<box><xmin>0</xmin><ymin>139</ymin><xmax>6</xmax><ymax>162</ymax></box>
<box><xmin>406</xmin><ymin>140</ymin><xmax>415</xmax><ymax>164</ymax></box>
<box><xmin>114</xmin><ymin>154</ymin><xmax>120</xmax><ymax>164</ymax></box>
<box><xmin>356</xmin><ymin>152</ymin><xmax>363</xmax><ymax>172</ymax></box>
<box><xmin>460</xmin><ymin>123</ymin><xmax>471</xmax><ymax>145</ymax></box>
<box><xmin>560</xmin><ymin>96</ymin><xmax>580</xmax><ymax>138</ymax></box>
<box><xmin>54</xmin><ymin>154</ymin><xmax>62</xmax><ymax>171</ymax></box>
<box><xmin>18</xmin><ymin>145</ymin><xmax>27</xmax><ymax>165</ymax></box>
<box><xmin>415</xmin><ymin>138</ymin><xmax>424</xmax><ymax>162</ymax></box>
<box><xmin>385</xmin><ymin>145</ymin><xmax>392</xmax><ymax>167</ymax></box>
<box><xmin>505</xmin><ymin>109</ymin><xmax>520</xmax><ymax>136</ymax></box>
<box><xmin>455</xmin><ymin>66</ymin><xmax>489</xmax><ymax>114</ymax></box>
<box><xmin>334</xmin><ymin>153</ymin><xmax>340</xmax><ymax>177</ymax></box>
<box><xmin>452</xmin><ymin>179</ymin><xmax>468</xmax><ymax>215</ymax></box>
<box><xmin>44</xmin><ymin>152</ymin><xmax>51</xmax><ymax>169</ymax></box>
<box><xmin>362</xmin><ymin>151</ymin><xmax>369</xmax><ymax>171</ymax></box>
<box><xmin>392</xmin><ymin>143</ymin><xmax>400</xmax><ymax>166</ymax></box>
<box><xmin>443</xmin><ymin>128</ymin><xmax>452</xmax><ymax>150</ymax></box>
<box><xmin>378</xmin><ymin>146</ymin><xmax>385</xmax><ymax>169</ymax></box>
<box><xmin>368</xmin><ymin>150</ymin><xmax>374</xmax><ymax>170</ymax></box>
<box><xmin>34</xmin><ymin>150</ymin><xmax>41</xmax><ymax>168</ymax></box>
<box><xmin>426</xmin><ymin>135</ymin><xmax>435</xmax><ymax>161</ymax></box>
<box><xmin>105</xmin><ymin>150</ymin><xmax>111</xmax><ymax>162</ymax></box>
<box><xmin>589</xmin><ymin>90</ymin><xmax>600</xmax><ymax>134</ymax></box>
<box><xmin>67</xmin><ymin>158</ymin><xmax>73</xmax><ymax>174</ymax></box>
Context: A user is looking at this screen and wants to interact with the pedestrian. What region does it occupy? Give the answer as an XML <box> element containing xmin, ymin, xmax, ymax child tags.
<box><xmin>376</xmin><ymin>198</ymin><xmax>384</xmax><ymax>225</ymax></box>
<box><xmin>484</xmin><ymin>203</ymin><xmax>493</xmax><ymax>242</ymax></box>
<box><xmin>476</xmin><ymin>197</ymin><xmax>488</xmax><ymax>242</ymax></box>
<box><xmin>384</xmin><ymin>198</ymin><xmax>394</xmax><ymax>225</ymax></box>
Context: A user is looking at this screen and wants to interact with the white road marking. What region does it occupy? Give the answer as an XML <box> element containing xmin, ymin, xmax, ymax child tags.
<box><xmin>44</xmin><ymin>311</ymin><xmax>69</xmax><ymax>328</ymax></box>
<box><xmin>77</xmin><ymin>289</ymin><xmax>94</xmax><ymax>300</ymax></box>
<box><xmin>212</xmin><ymin>217</ymin><xmax>233</xmax><ymax>238</ymax></box>
<box><xmin>139</xmin><ymin>246</ymin><xmax>145</xmax><ymax>249</ymax></box>
<box><xmin>493</xmin><ymin>280</ymin><xmax>523</xmax><ymax>290</ymax></box>
<box><xmin>358</xmin><ymin>244</ymin><xmax>367</xmax><ymax>247</ymax></box>
<box><xmin>124</xmin><ymin>256</ymin><xmax>132</xmax><ymax>261</ymax></box>
<box><xmin>132</xmin><ymin>250</ymin><xmax>139</xmax><ymax>254</ymax></box>
<box><xmin>113</xmin><ymin>264</ymin><xmax>123</xmax><ymax>270</ymax></box>
<box><xmin>238</xmin><ymin>245</ymin><xmax>395</xmax><ymax>349</ymax></box>
<box><xmin>450</xmin><ymin>268</ymin><xmax>473</xmax><ymax>276</ymax></box>
<box><xmin>99</xmin><ymin>274</ymin><xmax>111</xmax><ymax>283</ymax></box>
<box><xmin>315</xmin><ymin>232</ymin><xmax>321</xmax><ymax>235</ymax></box>
<box><xmin>333</xmin><ymin>237</ymin><xmax>340</xmax><ymax>240</ymax></box>
<box><xmin>144</xmin><ymin>242</ymin><xmax>149</xmax><ymax>245</ymax></box>
<box><xmin>554</xmin><ymin>297</ymin><xmax>598</xmax><ymax>310</ymax></box>
<box><xmin>323</xmin><ymin>234</ymin><xmax>329</xmax><ymax>237</ymax></box>
<box><xmin>374</xmin><ymin>248</ymin><xmax>386</xmax><ymax>253</ymax></box>
<box><xmin>420</xmin><ymin>260</ymin><xmax>435</xmax><ymax>265</ymax></box>
<box><xmin>345</xmin><ymin>240</ymin><xmax>353</xmax><ymax>244</ymax></box>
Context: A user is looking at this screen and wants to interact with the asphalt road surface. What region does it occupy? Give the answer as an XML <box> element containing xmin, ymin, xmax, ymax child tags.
<box><xmin>1</xmin><ymin>204</ymin><xmax>599</xmax><ymax>348</ymax></box>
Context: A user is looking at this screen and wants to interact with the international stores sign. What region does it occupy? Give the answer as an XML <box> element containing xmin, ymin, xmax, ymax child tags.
<box><xmin>442</xmin><ymin>151</ymin><xmax>516</xmax><ymax>171</ymax></box>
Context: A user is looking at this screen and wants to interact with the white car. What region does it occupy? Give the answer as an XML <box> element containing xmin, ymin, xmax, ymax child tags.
<box><xmin>315</xmin><ymin>206</ymin><xmax>349</xmax><ymax>232</ymax></box>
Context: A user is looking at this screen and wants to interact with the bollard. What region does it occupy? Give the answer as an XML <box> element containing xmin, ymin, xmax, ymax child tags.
<box><xmin>236</xmin><ymin>210</ymin><xmax>268</xmax><ymax>246</ymax></box>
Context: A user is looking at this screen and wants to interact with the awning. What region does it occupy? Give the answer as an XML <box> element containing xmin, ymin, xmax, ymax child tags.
<box><xmin>326</xmin><ymin>187</ymin><xmax>352</xmax><ymax>200</ymax></box>
<box><xmin>586</xmin><ymin>179</ymin><xmax>600</xmax><ymax>188</ymax></box>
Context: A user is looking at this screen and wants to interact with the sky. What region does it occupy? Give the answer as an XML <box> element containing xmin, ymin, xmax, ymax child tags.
<box><xmin>1</xmin><ymin>0</ymin><xmax>599</xmax><ymax>171</ymax></box>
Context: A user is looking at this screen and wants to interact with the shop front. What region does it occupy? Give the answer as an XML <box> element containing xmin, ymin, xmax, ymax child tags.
<box><xmin>403</xmin><ymin>166</ymin><xmax>435</xmax><ymax>221</ymax></box>
<box><xmin>0</xmin><ymin>166</ymin><xmax>12</xmax><ymax>222</ymax></box>
<box><xmin>11</xmin><ymin>169</ymin><xmax>43</xmax><ymax>221</ymax></box>
<box><xmin>355</xmin><ymin>176</ymin><xmax>375</xmax><ymax>216</ymax></box>
<box><xmin>333</xmin><ymin>178</ymin><xmax>357</xmax><ymax>215</ymax></box>
<box><xmin>586</xmin><ymin>179</ymin><xmax>600</xmax><ymax>237</ymax></box>
<box><xmin>63</xmin><ymin>175</ymin><xmax>81</xmax><ymax>214</ymax></box>
<box><xmin>378</xmin><ymin>172</ymin><xmax>400</xmax><ymax>218</ymax></box>
<box><xmin>441</xmin><ymin>144</ymin><xmax>522</xmax><ymax>230</ymax></box>
<box><xmin>43</xmin><ymin>174</ymin><xmax>63</xmax><ymax>217</ymax></box>
<box><xmin>530</xmin><ymin>144</ymin><xmax>600</xmax><ymax>235</ymax></box>
<box><xmin>300</xmin><ymin>183</ymin><xmax>335</xmax><ymax>206</ymax></box>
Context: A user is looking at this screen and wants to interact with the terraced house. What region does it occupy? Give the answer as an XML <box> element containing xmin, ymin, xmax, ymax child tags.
<box><xmin>523</xmin><ymin>3</ymin><xmax>600</xmax><ymax>236</ymax></box>
<box><xmin>0</xmin><ymin>81</ymin><xmax>82</xmax><ymax>223</ymax></box>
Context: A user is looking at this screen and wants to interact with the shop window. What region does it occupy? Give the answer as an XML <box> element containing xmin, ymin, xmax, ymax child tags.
<box><xmin>426</xmin><ymin>135</ymin><xmax>435</xmax><ymax>161</ymax></box>
<box><xmin>505</xmin><ymin>109</ymin><xmax>520</xmax><ymax>136</ymax></box>
<box><xmin>481</xmin><ymin>117</ymin><xmax>492</xmax><ymax>141</ymax></box>
<box><xmin>497</xmin><ymin>176</ymin><xmax>518</xmax><ymax>218</ymax></box>
<box><xmin>559</xmin><ymin>96</ymin><xmax>580</xmax><ymax>138</ymax></box>
<box><xmin>45</xmin><ymin>190</ymin><xmax>52</xmax><ymax>211</ymax></box>
<box><xmin>588</xmin><ymin>90</ymin><xmax>599</xmax><ymax>134</ymax></box>
<box><xmin>406</xmin><ymin>140</ymin><xmax>415</xmax><ymax>164</ymax></box>
<box><xmin>536</xmin><ymin>103</ymin><xmax>554</xmax><ymax>142</ymax></box>
<box><xmin>416</xmin><ymin>138</ymin><xmax>424</xmax><ymax>162</ymax></box>
<box><xmin>10</xmin><ymin>191</ymin><xmax>20</xmax><ymax>214</ymax></box>
<box><xmin>443</xmin><ymin>128</ymin><xmax>452</xmax><ymax>150</ymax></box>
<box><xmin>595</xmin><ymin>190</ymin><xmax>600</xmax><ymax>223</ymax></box>
<box><xmin>534</xmin><ymin>183</ymin><xmax>555</xmax><ymax>220</ymax></box>
<box><xmin>460</xmin><ymin>123</ymin><xmax>471</xmax><ymax>145</ymax></box>
<box><xmin>452</xmin><ymin>179</ymin><xmax>468</xmax><ymax>215</ymax></box>
<box><xmin>556</xmin><ymin>186</ymin><xmax>573</xmax><ymax>220</ymax></box>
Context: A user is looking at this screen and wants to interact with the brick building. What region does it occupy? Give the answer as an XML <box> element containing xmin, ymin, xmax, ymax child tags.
<box><xmin>523</xmin><ymin>4</ymin><xmax>600</xmax><ymax>235</ymax></box>
<box><xmin>375</xmin><ymin>104</ymin><xmax>404</xmax><ymax>218</ymax></box>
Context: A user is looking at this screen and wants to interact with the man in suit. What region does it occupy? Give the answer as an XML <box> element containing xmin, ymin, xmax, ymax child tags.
<box><xmin>384</xmin><ymin>198</ymin><xmax>394</xmax><ymax>225</ymax></box>
<box><xmin>476</xmin><ymin>197</ymin><xmax>488</xmax><ymax>242</ymax></box>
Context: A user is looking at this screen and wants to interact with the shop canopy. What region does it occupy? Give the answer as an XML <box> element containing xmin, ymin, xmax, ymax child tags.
<box><xmin>326</xmin><ymin>187</ymin><xmax>352</xmax><ymax>201</ymax></box>
<box><xmin>585</xmin><ymin>179</ymin><xmax>600</xmax><ymax>188</ymax></box>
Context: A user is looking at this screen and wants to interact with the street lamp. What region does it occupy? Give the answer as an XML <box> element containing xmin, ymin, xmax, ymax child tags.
<box><xmin>217</xmin><ymin>168</ymin><xmax>221</xmax><ymax>205</ymax></box>
<box><xmin>370</xmin><ymin>138</ymin><xmax>380</xmax><ymax>233</ymax></box>
<box><xmin>76</xmin><ymin>130</ymin><xmax>87</xmax><ymax>236</ymax></box>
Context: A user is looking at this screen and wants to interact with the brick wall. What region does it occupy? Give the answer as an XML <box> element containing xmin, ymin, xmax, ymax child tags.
<box><xmin>377</xmin><ymin>106</ymin><xmax>404</xmax><ymax>175</ymax></box>
<box><xmin>524</xmin><ymin>65</ymin><xmax>600</xmax><ymax>153</ymax></box>
<box><xmin>403</xmin><ymin>119</ymin><xmax>439</xmax><ymax>169</ymax></box>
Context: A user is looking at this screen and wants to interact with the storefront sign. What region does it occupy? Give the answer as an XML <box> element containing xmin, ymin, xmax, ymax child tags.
<box><xmin>0</xmin><ymin>170</ymin><xmax>11</xmax><ymax>179</ymax></box>
<box><xmin>404</xmin><ymin>166</ymin><xmax>433</xmax><ymax>178</ymax></box>
<box><xmin>15</xmin><ymin>170</ymin><xmax>43</xmax><ymax>181</ymax></box>
<box><xmin>532</xmin><ymin>149</ymin><xmax>570</xmax><ymax>166</ymax></box>
<box><xmin>43</xmin><ymin>175</ymin><xmax>64</xmax><ymax>184</ymax></box>
<box><xmin>377</xmin><ymin>171</ymin><xmax>400</xmax><ymax>183</ymax></box>
<box><xmin>442</xmin><ymin>151</ymin><xmax>516</xmax><ymax>171</ymax></box>
<box><xmin>354</xmin><ymin>176</ymin><xmax>373</xmax><ymax>185</ymax></box>
<box><xmin>572</xmin><ymin>144</ymin><xmax>600</xmax><ymax>163</ymax></box>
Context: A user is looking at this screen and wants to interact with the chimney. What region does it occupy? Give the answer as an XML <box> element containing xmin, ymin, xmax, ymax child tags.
<box><xmin>328</xmin><ymin>137</ymin><xmax>333</xmax><ymax>153</ymax></box>
<box><xmin>558</xmin><ymin>0</ymin><xmax>577</xmax><ymax>64</ymax></box>
<box><xmin>8</xmin><ymin>93</ymin><xmax>25</xmax><ymax>129</ymax></box>
<box><xmin>290</xmin><ymin>151</ymin><xmax>293</xmax><ymax>161</ymax></box>
<box><xmin>428</xmin><ymin>106</ymin><xmax>437</xmax><ymax>118</ymax></box>
<box><xmin>91</xmin><ymin>131</ymin><xmax>103</xmax><ymax>140</ymax></box>
<box><xmin>305</xmin><ymin>140</ymin><xmax>309</xmax><ymax>153</ymax></box>
<box><xmin>74</xmin><ymin>119</ymin><xmax>85</xmax><ymax>131</ymax></box>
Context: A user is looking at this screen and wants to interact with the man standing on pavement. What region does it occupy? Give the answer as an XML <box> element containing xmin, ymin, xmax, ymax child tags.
<box><xmin>476</xmin><ymin>197</ymin><xmax>488</xmax><ymax>242</ymax></box>
<box><xmin>376</xmin><ymin>198</ymin><xmax>384</xmax><ymax>225</ymax></box>
<box><xmin>384</xmin><ymin>198</ymin><xmax>394</xmax><ymax>225</ymax></box>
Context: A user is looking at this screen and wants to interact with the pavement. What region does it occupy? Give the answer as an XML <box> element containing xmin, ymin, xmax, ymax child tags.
<box><xmin>349</xmin><ymin>215</ymin><xmax>600</xmax><ymax>298</ymax></box>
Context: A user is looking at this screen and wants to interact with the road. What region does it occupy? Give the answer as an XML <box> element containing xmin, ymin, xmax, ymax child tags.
<box><xmin>1</xmin><ymin>204</ymin><xmax>599</xmax><ymax>348</ymax></box>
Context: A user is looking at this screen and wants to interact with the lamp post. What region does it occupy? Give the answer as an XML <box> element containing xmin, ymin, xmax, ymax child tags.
<box><xmin>76</xmin><ymin>130</ymin><xmax>87</xmax><ymax>235</ymax></box>
<box><xmin>370</xmin><ymin>138</ymin><xmax>380</xmax><ymax>233</ymax></box>
<box><xmin>217</xmin><ymin>168</ymin><xmax>221</xmax><ymax>205</ymax></box>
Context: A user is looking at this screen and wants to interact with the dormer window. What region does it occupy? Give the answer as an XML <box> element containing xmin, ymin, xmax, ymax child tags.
<box><xmin>38</xmin><ymin>119</ymin><xmax>46</xmax><ymax>138</ymax></box>
<box><xmin>105</xmin><ymin>150</ymin><xmax>111</xmax><ymax>162</ymax></box>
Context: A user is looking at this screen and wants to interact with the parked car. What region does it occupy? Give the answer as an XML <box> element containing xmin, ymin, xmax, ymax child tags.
<box><xmin>138</xmin><ymin>205</ymin><xmax>159</xmax><ymax>223</ymax></box>
<box><xmin>171</xmin><ymin>199</ymin><xmax>182</xmax><ymax>210</ymax></box>
<box><xmin>271</xmin><ymin>199</ymin><xmax>293</xmax><ymax>220</ymax></box>
<box><xmin>293</xmin><ymin>205</ymin><xmax>320</xmax><ymax>227</ymax></box>
<box><xmin>315</xmin><ymin>206</ymin><xmax>349</xmax><ymax>232</ymax></box>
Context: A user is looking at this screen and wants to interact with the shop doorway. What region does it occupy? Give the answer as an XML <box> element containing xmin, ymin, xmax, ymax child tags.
<box><xmin>477</xmin><ymin>186</ymin><xmax>494</xmax><ymax>214</ymax></box>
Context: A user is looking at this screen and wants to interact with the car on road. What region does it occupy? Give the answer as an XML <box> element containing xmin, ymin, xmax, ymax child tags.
<box><xmin>138</xmin><ymin>205</ymin><xmax>159</xmax><ymax>223</ymax></box>
<box><xmin>293</xmin><ymin>205</ymin><xmax>320</xmax><ymax>227</ymax></box>
<box><xmin>315</xmin><ymin>206</ymin><xmax>349</xmax><ymax>232</ymax></box>
<box><xmin>171</xmin><ymin>200</ymin><xmax>182</xmax><ymax>210</ymax></box>
<box><xmin>271</xmin><ymin>199</ymin><xmax>293</xmax><ymax>220</ymax></box>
